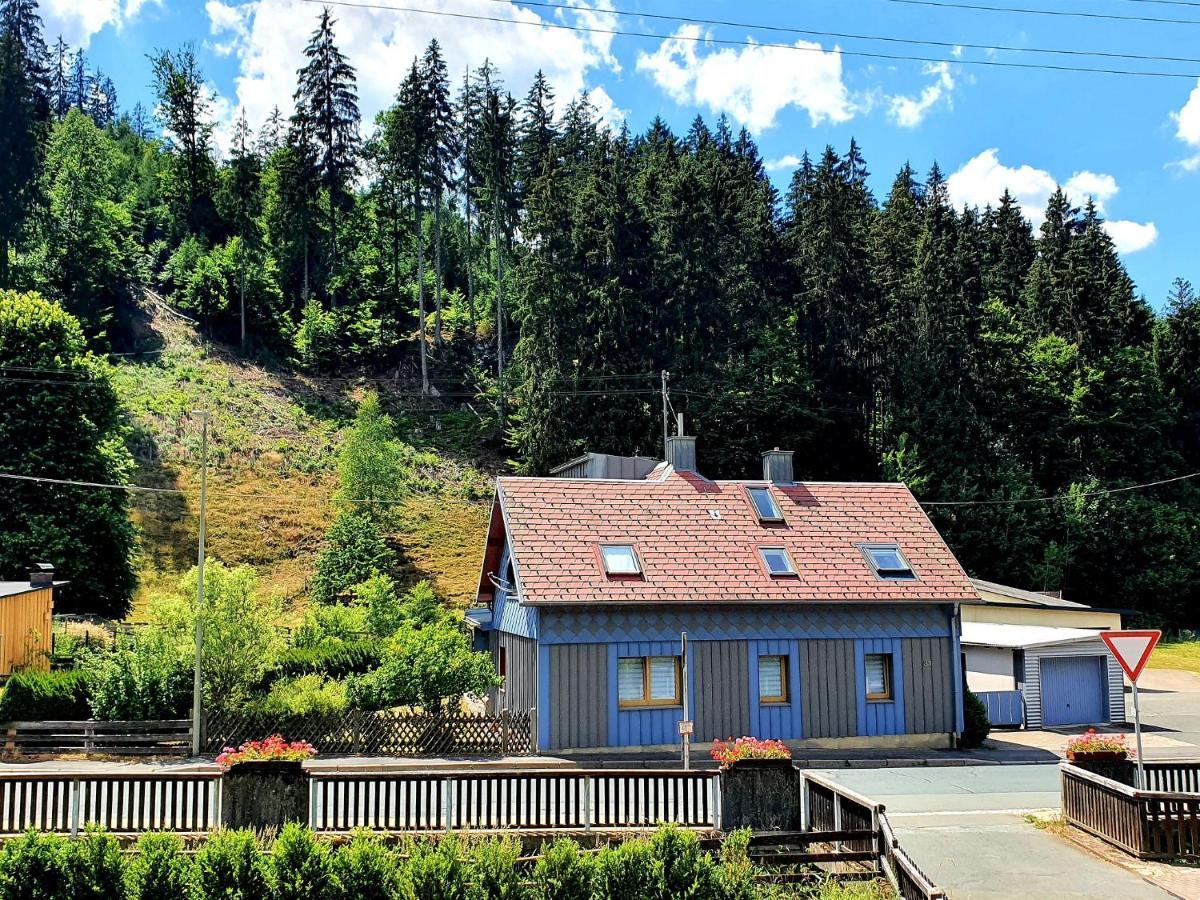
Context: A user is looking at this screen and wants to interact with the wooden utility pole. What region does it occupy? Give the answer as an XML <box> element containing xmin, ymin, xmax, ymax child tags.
<box><xmin>191</xmin><ymin>411</ymin><xmax>208</xmax><ymax>757</ymax></box>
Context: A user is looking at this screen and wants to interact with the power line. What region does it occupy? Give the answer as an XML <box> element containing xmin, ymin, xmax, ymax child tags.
<box><xmin>0</xmin><ymin>472</ymin><xmax>186</xmax><ymax>495</ymax></box>
<box><xmin>295</xmin><ymin>0</ymin><xmax>1200</xmax><ymax>78</ymax></box>
<box><xmin>920</xmin><ymin>470</ymin><xmax>1200</xmax><ymax>506</ymax></box>
<box><xmin>880</xmin><ymin>0</ymin><xmax>1200</xmax><ymax>26</ymax></box>
<box><xmin>480</xmin><ymin>0</ymin><xmax>1200</xmax><ymax>66</ymax></box>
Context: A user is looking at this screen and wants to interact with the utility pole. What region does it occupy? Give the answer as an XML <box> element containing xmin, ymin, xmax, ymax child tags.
<box><xmin>661</xmin><ymin>370</ymin><xmax>670</xmax><ymax>459</ymax></box>
<box><xmin>191</xmin><ymin>411</ymin><xmax>209</xmax><ymax>757</ymax></box>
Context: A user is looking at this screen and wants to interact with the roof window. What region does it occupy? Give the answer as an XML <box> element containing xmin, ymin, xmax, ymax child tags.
<box><xmin>747</xmin><ymin>486</ymin><xmax>784</xmax><ymax>523</ymax></box>
<box><xmin>760</xmin><ymin>547</ymin><xmax>797</xmax><ymax>577</ymax></box>
<box><xmin>861</xmin><ymin>544</ymin><xmax>916</xmax><ymax>581</ymax></box>
<box><xmin>601</xmin><ymin>544</ymin><xmax>641</xmax><ymax>576</ymax></box>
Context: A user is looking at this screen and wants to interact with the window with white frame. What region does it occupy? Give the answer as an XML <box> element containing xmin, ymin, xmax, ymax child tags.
<box><xmin>617</xmin><ymin>656</ymin><xmax>681</xmax><ymax>707</ymax></box>
<box><xmin>760</xmin><ymin>546</ymin><xmax>797</xmax><ymax>576</ymax></box>
<box><xmin>758</xmin><ymin>655</ymin><xmax>789</xmax><ymax>704</ymax></box>
<box><xmin>600</xmin><ymin>544</ymin><xmax>641</xmax><ymax>575</ymax></box>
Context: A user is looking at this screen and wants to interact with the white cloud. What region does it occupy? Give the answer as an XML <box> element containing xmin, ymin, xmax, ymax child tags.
<box><xmin>635</xmin><ymin>25</ymin><xmax>853</xmax><ymax>132</ymax></box>
<box><xmin>209</xmin><ymin>0</ymin><xmax>621</xmax><ymax>148</ymax></box>
<box><xmin>947</xmin><ymin>148</ymin><xmax>1156</xmax><ymax>253</ymax></box>
<box><xmin>41</xmin><ymin>0</ymin><xmax>159</xmax><ymax>47</ymax></box>
<box><xmin>586</xmin><ymin>86</ymin><xmax>628</xmax><ymax>131</ymax></box>
<box><xmin>766</xmin><ymin>154</ymin><xmax>803</xmax><ymax>172</ymax></box>
<box><xmin>1103</xmin><ymin>220</ymin><xmax>1158</xmax><ymax>254</ymax></box>
<box><xmin>1169</xmin><ymin>79</ymin><xmax>1200</xmax><ymax>172</ymax></box>
<box><xmin>888</xmin><ymin>61</ymin><xmax>955</xmax><ymax>128</ymax></box>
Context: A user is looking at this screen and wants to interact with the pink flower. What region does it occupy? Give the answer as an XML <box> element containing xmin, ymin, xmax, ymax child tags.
<box><xmin>215</xmin><ymin>734</ymin><xmax>317</xmax><ymax>769</ymax></box>
<box><xmin>710</xmin><ymin>736</ymin><xmax>791</xmax><ymax>769</ymax></box>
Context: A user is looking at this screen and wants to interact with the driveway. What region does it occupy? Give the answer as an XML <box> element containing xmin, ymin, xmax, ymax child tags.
<box><xmin>812</xmin><ymin>765</ymin><xmax>1172</xmax><ymax>899</ymax></box>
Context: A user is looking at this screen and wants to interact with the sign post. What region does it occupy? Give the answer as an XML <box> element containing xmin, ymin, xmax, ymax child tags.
<box><xmin>1100</xmin><ymin>630</ymin><xmax>1161</xmax><ymax>789</ymax></box>
<box><xmin>680</xmin><ymin>631</ymin><xmax>691</xmax><ymax>771</ymax></box>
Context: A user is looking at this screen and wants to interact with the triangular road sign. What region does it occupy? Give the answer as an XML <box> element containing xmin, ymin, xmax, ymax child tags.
<box><xmin>1101</xmin><ymin>630</ymin><xmax>1162</xmax><ymax>682</ymax></box>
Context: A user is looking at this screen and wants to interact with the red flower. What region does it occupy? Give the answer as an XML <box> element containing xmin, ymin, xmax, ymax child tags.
<box><xmin>215</xmin><ymin>734</ymin><xmax>317</xmax><ymax>769</ymax></box>
<box><xmin>710</xmin><ymin>736</ymin><xmax>791</xmax><ymax>769</ymax></box>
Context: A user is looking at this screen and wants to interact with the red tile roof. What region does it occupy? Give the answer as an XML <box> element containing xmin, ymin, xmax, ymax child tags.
<box><xmin>491</xmin><ymin>470</ymin><xmax>976</xmax><ymax>606</ymax></box>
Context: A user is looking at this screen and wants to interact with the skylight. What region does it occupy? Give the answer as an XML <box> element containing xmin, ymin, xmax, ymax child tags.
<box><xmin>861</xmin><ymin>544</ymin><xmax>916</xmax><ymax>581</ymax></box>
<box><xmin>760</xmin><ymin>547</ymin><xmax>796</xmax><ymax>576</ymax></box>
<box><xmin>747</xmin><ymin>486</ymin><xmax>784</xmax><ymax>523</ymax></box>
<box><xmin>601</xmin><ymin>544</ymin><xmax>641</xmax><ymax>575</ymax></box>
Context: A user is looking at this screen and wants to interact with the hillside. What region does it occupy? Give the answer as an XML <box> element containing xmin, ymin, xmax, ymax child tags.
<box><xmin>113</xmin><ymin>299</ymin><xmax>496</xmax><ymax>619</ymax></box>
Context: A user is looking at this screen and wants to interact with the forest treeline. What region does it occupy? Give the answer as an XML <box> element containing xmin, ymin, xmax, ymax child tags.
<box><xmin>2</xmin><ymin>1</ymin><xmax>1199</xmax><ymax>625</ymax></box>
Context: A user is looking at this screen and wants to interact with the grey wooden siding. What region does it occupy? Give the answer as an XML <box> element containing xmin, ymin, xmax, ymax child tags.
<box><xmin>902</xmin><ymin>637</ymin><xmax>956</xmax><ymax>734</ymax></box>
<box><xmin>548</xmin><ymin>644</ymin><xmax>608</xmax><ymax>750</ymax></box>
<box><xmin>496</xmin><ymin>633</ymin><xmax>537</xmax><ymax>713</ymax></box>
<box><xmin>693</xmin><ymin>640</ymin><xmax>750</xmax><ymax>741</ymax></box>
<box><xmin>800</xmin><ymin>640</ymin><xmax>858</xmax><ymax>738</ymax></box>
<box><xmin>1023</xmin><ymin>641</ymin><xmax>1125</xmax><ymax>729</ymax></box>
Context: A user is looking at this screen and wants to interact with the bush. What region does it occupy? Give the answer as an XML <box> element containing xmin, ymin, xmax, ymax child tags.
<box><xmin>250</xmin><ymin>675</ymin><xmax>349</xmax><ymax>717</ymax></box>
<box><xmin>716</xmin><ymin>829</ymin><xmax>756</xmax><ymax>900</ymax></box>
<box><xmin>471</xmin><ymin>838</ymin><xmax>523</xmax><ymax>900</ymax></box>
<box><xmin>271</xmin><ymin>641</ymin><xmax>382</xmax><ymax>682</ymax></box>
<box><xmin>0</xmin><ymin>830</ymin><xmax>70</xmax><ymax>900</ymax></box>
<box><xmin>593</xmin><ymin>839</ymin><xmax>656</xmax><ymax>900</ymax></box>
<box><xmin>529</xmin><ymin>839</ymin><xmax>592</xmax><ymax>900</ymax></box>
<box><xmin>310</xmin><ymin>512</ymin><xmax>397</xmax><ymax>605</ymax></box>
<box><xmin>962</xmin><ymin>689</ymin><xmax>991</xmax><ymax>749</ymax></box>
<box><xmin>64</xmin><ymin>827</ymin><xmax>125</xmax><ymax>900</ymax></box>
<box><xmin>405</xmin><ymin>836</ymin><xmax>468</xmax><ymax>900</ymax></box>
<box><xmin>194</xmin><ymin>830</ymin><xmax>269</xmax><ymax>900</ymax></box>
<box><xmin>650</xmin><ymin>824</ymin><xmax>720</xmax><ymax>900</ymax></box>
<box><xmin>270</xmin><ymin>822</ymin><xmax>333</xmax><ymax>900</ymax></box>
<box><xmin>0</xmin><ymin>671</ymin><xmax>90</xmax><ymax>722</ymax></box>
<box><xmin>126</xmin><ymin>832</ymin><xmax>194</xmax><ymax>900</ymax></box>
<box><xmin>327</xmin><ymin>831</ymin><xmax>400</xmax><ymax>900</ymax></box>
<box><xmin>81</xmin><ymin>629</ymin><xmax>190</xmax><ymax>721</ymax></box>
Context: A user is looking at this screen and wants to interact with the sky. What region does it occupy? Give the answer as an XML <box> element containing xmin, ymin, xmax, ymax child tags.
<box><xmin>36</xmin><ymin>0</ymin><xmax>1200</xmax><ymax>308</ymax></box>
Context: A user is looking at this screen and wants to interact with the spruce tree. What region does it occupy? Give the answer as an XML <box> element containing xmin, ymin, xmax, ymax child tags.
<box><xmin>518</xmin><ymin>69</ymin><xmax>556</xmax><ymax>199</ymax></box>
<box><xmin>420</xmin><ymin>39</ymin><xmax>455</xmax><ymax>346</ymax></box>
<box><xmin>0</xmin><ymin>29</ymin><xmax>37</xmax><ymax>288</ymax></box>
<box><xmin>0</xmin><ymin>0</ymin><xmax>47</xmax><ymax>115</ymax></box>
<box><xmin>292</xmin><ymin>7</ymin><xmax>359</xmax><ymax>306</ymax></box>
<box><xmin>48</xmin><ymin>33</ymin><xmax>66</xmax><ymax>119</ymax></box>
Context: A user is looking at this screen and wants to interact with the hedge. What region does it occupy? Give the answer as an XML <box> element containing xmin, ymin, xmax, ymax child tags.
<box><xmin>0</xmin><ymin>824</ymin><xmax>891</xmax><ymax>900</ymax></box>
<box><xmin>269</xmin><ymin>641</ymin><xmax>383</xmax><ymax>683</ymax></box>
<box><xmin>0</xmin><ymin>670</ymin><xmax>91</xmax><ymax>722</ymax></box>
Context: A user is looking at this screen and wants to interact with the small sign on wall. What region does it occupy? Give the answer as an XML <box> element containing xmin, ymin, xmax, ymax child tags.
<box><xmin>678</xmin><ymin>720</ymin><xmax>694</xmax><ymax>737</ymax></box>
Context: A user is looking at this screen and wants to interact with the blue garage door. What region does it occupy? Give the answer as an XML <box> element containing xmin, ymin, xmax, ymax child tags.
<box><xmin>1041</xmin><ymin>656</ymin><xmax>1106</xmax><ymax>726</ymax></box>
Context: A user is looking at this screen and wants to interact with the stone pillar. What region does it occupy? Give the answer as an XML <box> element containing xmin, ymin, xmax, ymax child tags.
<box><xmin>221</xmin><ymin>761</ymin><xmax>309</xmax><ymax>829</ymax></box>
<box><xmin>718</xmin><ymin>760</ymin><xmax>802</xmax><ymax>832</ymax></box>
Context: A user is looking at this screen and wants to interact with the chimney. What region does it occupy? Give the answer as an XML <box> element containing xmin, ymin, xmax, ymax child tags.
<box><xmin>29</xmin><ymin>563</ymin><xmax>53</xmax><ymax>588</ymax></box>
<box><xmin>762</xmin><ymin>448</ymin><xmax>794</xmax><ymax>485</ymax></box>
<box><xmin>666</xmin><ymin>435</ymin><xmax>698</xmax><ymax>474</ymax></box>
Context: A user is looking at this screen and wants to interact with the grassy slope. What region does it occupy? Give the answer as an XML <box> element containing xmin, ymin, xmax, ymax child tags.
<box><xmin>112</xmin><ymin>304</ymin><xmax>494</xmax><ymax>620</ymax></box>
<box><xmin>1149</xmin><ymin>641</ymin><xmax>1200</xmax><ymax>675</ymax></box>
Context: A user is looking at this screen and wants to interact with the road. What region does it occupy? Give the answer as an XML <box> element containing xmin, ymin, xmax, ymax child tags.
<box><xmin>812</xmin><ymin>765</ymin><xmax>1172</xmax><ymax>900</ymax></box>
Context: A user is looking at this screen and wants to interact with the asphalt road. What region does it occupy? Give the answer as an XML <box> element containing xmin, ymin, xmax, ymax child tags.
<box><xmin>813</xmin><ymin>765</ymin><xmax>1172</xmax><ymax>900</ymax></box>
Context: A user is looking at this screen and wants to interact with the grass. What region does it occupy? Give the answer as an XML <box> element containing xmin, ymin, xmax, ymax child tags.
<box><xmin>1024</xmin><ymin>811</ymin><xmax>1069</xmax><ymax>837</ymax></box>
<box><xmin>1149</xmin><ymin>640</ymin><xmax>1200</xmax><ymax>675</ymax></box>
<box><xmin>112</xmin><ymin>302</ymin><xmax>497</xmax><ymax>619</ymax></box>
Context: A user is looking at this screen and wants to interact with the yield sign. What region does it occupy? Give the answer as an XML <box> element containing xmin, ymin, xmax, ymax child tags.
<box><xmin>1101</xmin><ymin>630</ymin><xmax>1162</xmax><ymax>682</ymax></box>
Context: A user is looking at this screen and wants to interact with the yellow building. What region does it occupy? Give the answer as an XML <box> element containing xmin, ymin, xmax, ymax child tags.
<box><xmin>0</xmin><ymin>565</ymin><xmax>58</xmax><ymax>675</ymax></box>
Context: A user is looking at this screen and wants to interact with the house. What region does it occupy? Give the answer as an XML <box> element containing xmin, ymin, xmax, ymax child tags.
<box><xmin>961</xmin><ymin>579</ymin><xmax>1124</xmax><ymax>729</ymax></box>
<box><xmin>469</xmin><ymin>437</ymin><xmax>976</xmax><ymax>753</ymax></box>
<box><xmin>0</xmin><ymin>565</ymin><xmax>59</xmax><ymax>675</ymax></box>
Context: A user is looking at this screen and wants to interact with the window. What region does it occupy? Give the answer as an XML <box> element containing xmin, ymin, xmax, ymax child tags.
<box><xmin>759</xmin><ymin>655</ymin><xmax>789</xmax><ymax>704</ymax></box>
<box><xmin>865</xmin><ymin>653</ymin><xmax>893</xmax><ymax>701</ymax></box>
<box><xmin>861</xmin><ymin>544</ymin><xmax>915</xmax><ymax>580</ymax></box>
<box><xmin>747</xmin><ymin>486</ymin><xmax>784</xmax><ymax>523</ymax></box>
<box><xmin>617</xmin><ymin>656</ymin><xmax>681</xmax><ymax>708</ymax></box>
<box><xmin>760</xmin><ymin>547</ymin><xmax>797</xmax><ymax>576</ymax></box>
<box><xmin>601</xmin><ymin>544</ymin><xmax>641</xmax><ymax>576</ymax></box>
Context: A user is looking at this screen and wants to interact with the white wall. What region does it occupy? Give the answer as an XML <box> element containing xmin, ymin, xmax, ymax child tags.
<box><xmin>965</xmin><ymin>646</ymin><xmax>1017</xmax><ymax>692</ymax></box>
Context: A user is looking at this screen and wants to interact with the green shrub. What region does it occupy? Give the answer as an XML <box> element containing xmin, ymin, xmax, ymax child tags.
<box><xmin>650</xmin><ymin>825</ymin><xmax>720</xmax><ymax>900</ymax></box>
<box><xmin>0</xmin><ymin>671</ymin><xmax>90</xmax><ymax>722</ymax></box>
<box><xmin>470</xmin><ymin>837</ymin><xmax>524</xmax><ymax>900</ymax></box>
<box><xmin>194</xmin><ymin>830</ymin><xmax>268</xmax><ymax>900</ymax></box>
<box><xmin>271</xmin><ymin>641</ymin><xmax>383</xmax><ymax>681</ymax></box>
<box><xmin>126</xmin><ymin>832</ymin><xmax>195</xmax><ymax>900</ymax></box>
<box><xmin>405</xmin><ymin>836</ymin><xmax>468</xmax><ymax>900</ymax></box>
<box><xmin>270</xmin><ymin>824</ymin><xmax>333</xmax><ymax>900</ymax></box>
<box><xmin>81</xmin><ymin>629</ymin><xmax>190</xmax><ymax>721</ymax></box>
<box><xmin>0</xmin><ymin>830</ymin><xmax>71</xmax><ymax>900</ymax></box>
<box><xmin>311</xmin><ymin>512</ymin><xmax>397</xmax><ymax>605</ymax></box>
<box><xmin>327</xmin><ymin>831</ymin><xmax>400</xmax><ymax>900</ymax></box>
<box><xmin>65</xmin><ymin>827</ymin><xmax>126</xmax><ymax>900</ymax></box>
<box><xmin>250</xmin><ymin>675</ymin><xmax>349</xmax><ymax>717</ymax></box>
<box><xmin>593</xmin><ymin>839</ymin><xmax>656</xmax><ymax>900</ymax></box>
<box><xmin>716</xmin><ymin>829</ymin><xmax>756</xmax><ymax>900</ymax></box>
<box><xmin>529</xmin><ymin>839</ymin><xmax>591</xmax><ymax>900</ymax></box>
<box><xmin>962</xmin><ymin>689</ymin><xmax>991</xmax><ymax>749</ymax></box>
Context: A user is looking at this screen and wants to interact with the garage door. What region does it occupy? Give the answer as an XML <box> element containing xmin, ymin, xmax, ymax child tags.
<box><xmin>1041</xmin><ymin>656</ymin><xmax>1107</xmax><ymax>726</ymax></box>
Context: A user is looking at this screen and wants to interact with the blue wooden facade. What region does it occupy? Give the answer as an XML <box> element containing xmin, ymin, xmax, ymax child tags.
<box><xmin>484</xmin><ymin>542</ymin><xmax>964</xmax><ymax>751</ymax></box>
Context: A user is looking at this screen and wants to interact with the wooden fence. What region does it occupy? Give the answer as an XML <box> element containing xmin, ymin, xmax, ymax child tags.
<box><xmin>1061</xmin><ymin>760</ymin><xmax>1200</xmax><ymax>860</ymax></box>
<box><xmin>309</xmin><ymin>768</ymin><xmax>718</xmax><ymax>833</ymax></box>
<box><xmin>801</xmin><ymin>771</ymin><xmax>946</xmax><ymax>900</ymax></box>
<box><xmin>0</xmin><ymin>771</ymin><xmax>220</xmax><ymax>836</ymax></box>
<box><xmin>204</xmin><ymin>708</ymin><xmax>535</xmax><ymax>757</ymax></box>
<box><xmin>1</xmin><ymin>720</ymin><xmax>192</xmax><ymax>757</ymax></box>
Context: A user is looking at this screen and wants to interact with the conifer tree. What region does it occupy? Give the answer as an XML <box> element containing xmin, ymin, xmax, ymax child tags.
<box><xmin>518</xmin><ymin>69</ymin><xmax>556</xmax><ymax>198</ymax></box>
<box><xmin>0</xmin><ymin>29</ymin><xmax>37</xmax><ymax>288</ymax></box>
<box><xmin>150</xmin><ymin>44</ymin><xmax>217</xmax><ymax>237</ymax></box>
<box><xmin>420</xmin><ymin>39</ymin><xmax>455</xmax><ymax>346</ymax></box>
<box><xmin>0</xmin><ymin>0</ymin><xmax>47</xmax><ymax>114</ymax></box>
<box><xmin>48</xmin><ymin>33</ymin><xmax>66</xmax><ymax>118</ymax></box>
<box><xmin>292</xmin><ymin>7</ymin><xmax>359</xmax><ymax>306</ymax></box>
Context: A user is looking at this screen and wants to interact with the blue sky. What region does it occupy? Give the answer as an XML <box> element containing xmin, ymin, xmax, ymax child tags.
<box><xmin>43</xmin><ymin>0</ymin><xmax>1200</xmax><ymax>307</ymax></box>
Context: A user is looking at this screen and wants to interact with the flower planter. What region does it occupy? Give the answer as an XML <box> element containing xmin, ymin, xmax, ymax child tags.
<box><xmin>727</xmin><ymin>757</ymin><xmax>795</xmax><ymax>770</ymax></box>
<box><xmin>1066</xmin><ymin>750</ymin><xmax>1128</xmax><ymax>762</ymax></box>
<box><xmin>718</xmin><ymin>759</ymin><xmax>800</xmax><ymax>832</ymax></box>
<box><xmin>221</xmin><ymin>759</ymin><xmax>309</xmax><ymax>830</ymax></box>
